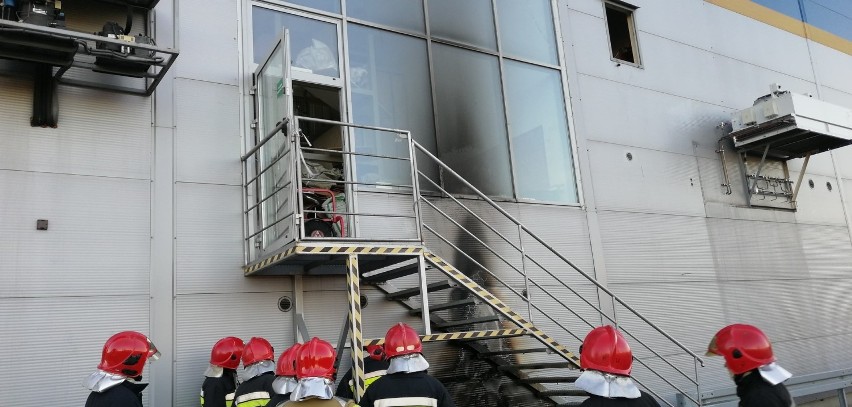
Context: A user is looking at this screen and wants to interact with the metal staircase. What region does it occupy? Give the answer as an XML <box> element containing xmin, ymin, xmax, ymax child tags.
<box><xmin>240</xmin><ymin>113</ymin><xmax>706</xmax><ymax>406</ymax></box>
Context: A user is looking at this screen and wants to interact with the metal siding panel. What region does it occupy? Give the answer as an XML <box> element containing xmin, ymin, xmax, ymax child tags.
<box><xmin>176</xmin><ymin>0</ymin><xmax>240</xmax><ymax>85</ymax></box>
<box><xmin>0</xmin><ymin>77</ymin><xmax>152</xmax><ymax>179</ymax></box>
<box><xmin>174</xmin><ymin>292</ymin><xmax>295</xmax><ymax>407</ymax></box>
<box><xmin>354</xmin><ymin>191</ymin><xmax>418</xmax><ymax>240</ymax></box>
<box><xmin>707</xmin><ymin>218</ymin><xmax>807</xmax><ymax>280</ymax></box>
<box><xmin>791</xmin><ymin>172</ymin><xmax>847</xmax><ymax>226</ymax></box>
<box><xmin>799</xmin><ymin>224</ymin><xmax>852</xmax><ymax>279</ymax></box>
<box><xmin>0</xmin><ymin>296</ymin><xmax>150</xmax><ymax>407</ymax></box>
<box><xmin>175</xmin><ymin>183</ymin><xmax>290</xmax><ymax>293</ymax></box>
<box><xmin>588</xmin><ymin>142</ymin><xmax>707</xmax><ymax>216</ymax></box>
<box><xmin>599</xmin><ymin>211</ymin><xmax>717</xmax><ymax>283</ymax></box>
<box><xmin>808</xmin><ymin>41</ymin><xmax>852</xmax><ymax>94</ymax></box>
<box><xmin>787</xmin><ymin>150</ymin><xmax>840</xmax><ymax>177</ymax></box>
<box><xmin>695</xmin><ymin>153</ymin><xmax>748</xmax><ymax>208</ymax></box>
<box><xmin>517</xmin><ymin>204</ymin><xmax>595</xmax><ymax>286</ymax></box>
<box><xmin>832</xmin><ymin>145</ymin><xmax>852</xmax><ymax>180</ymax></box>
<box><xmin>175</xmin><ymin>79</ymin><xmax>242</xmax><ymax>185</ymax></box>
<box><xmin>845</xmin><ymin>179</ymin><xmax>852</xmax><ymax>217</ymax></box>
<box><xmin>704</xmin><ymin>3</ymin><xmax>815</xmax><ymax>83</ymax></box>
<box><xmin>0</xmin><ymin>171</ymin><xmax>150</xmax><ymax>297</ymax></box>
<box><xmin>575</xmin><ymin>75</ymin><xmax>729</xmax><ymax>156</ymax></box>
<box><xmin>563</xmin><ymin>0</ymin><xmax>605</xmax><ymax>17</ymax></box>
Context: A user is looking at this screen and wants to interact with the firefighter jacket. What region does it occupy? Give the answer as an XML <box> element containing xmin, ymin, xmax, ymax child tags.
<box><xmin>358</xmin><ymin>371</ymin><xmax>455</xmax><ymax>407</ymax></box>
<box><xmin>735</xmin><ymin>371</ymin><xmax>794</xmax><ymax>407</ymax></box>
<box><xmin>201</xmin><ymin>369</ymin><xmax>239</xmax><ymax>407</ymax></box>
<box><xmin>578</xmin><ymin>391</ymin><xmax>661</xmax><ymax>407</ymax></box>
<box><xmin>334</xmin><ymin>357</ymin><xmax>390</xmax><ymax>400</ymax></box>
<box><xmin>267</xmin><ymin>392</ymin><xmax>291</xmax><ymax>407</ymax></box>
<box><xmin>85</xmin><ymin>380</ymin><xmax>148</xmax><ymax>407</ymax></box>
<box><xmin>278</xmin><ymin>396</ymin><xmax>356</xmax><ymax>407</ymax></box>
<box><xmin>234</xmin><ymin>371</ymin><xmax>277</xmax><ymax>407</ymax></box>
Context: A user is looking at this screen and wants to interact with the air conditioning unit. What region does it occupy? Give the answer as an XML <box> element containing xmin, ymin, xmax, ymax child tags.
<box><xmin>730</xmin><ymin>84</ymin><xmax>852</xmax><ymax>159</ymax></box>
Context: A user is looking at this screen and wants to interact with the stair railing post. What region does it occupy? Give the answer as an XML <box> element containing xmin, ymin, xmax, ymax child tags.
<box><xmin>406</xmin><ymin>131</ymin><xmax>424</xmax><ymax>242</ymax></box>
<box><xmin>345</xmin><ymin>254</ymin><xmax>366</xmax><ymax>402</ymax></box>
<box><xmin>417</xmin><ymin>254</ymin><xmax>432</xmax><ymax>335</ymax></box>
<box><xmin>518</xmin><ymin>224</ymin><xmax>532</xmax><ymax>324</ymax></box>
<box><xmin>694</xmin><ymin>357</ymin><xmax>703</xmax><ymax>407</ymax></box>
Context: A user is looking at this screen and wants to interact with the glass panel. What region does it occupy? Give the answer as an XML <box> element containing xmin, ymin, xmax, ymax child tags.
<box><xmin>285</xmin><ymin>0</ymin><xmax>340</xmax><ymax>14</ymax></box>
<box><xmin>346</xmin><ymin>0</ymin><xmax>425</xmax><ymax>33</ymax></box>
<box><xmin>496</xmin><ymin>0</ymin><xmax>558</xmax><ymax>64</ymax></box>
<box><xmin>428</xmin><ymin>0</ymin><xmax>496</xmax><ymax>50</ymax></box>
<box><xmin>256</xmin><ymin>38</ymin><xmax>296</xmax><ymax>246</ymax></box>
<box><xmin>504</xmin><ymin>60</ymin><xmax>577</xmax><ymax>203</ymax></box>
<box><xmin>252</xmin><ymin>7</ymin><xmax>340</xmax><ymax>77</ymax></box>
<box><xmin>347</xmin><ymin>24</ymin><xmax>437</xmax><ymax>189</ymax></box>
<box><xmin>432</xmin><ymin>44</ymin><xmax>512</xmax><ymax>198</ymax></box>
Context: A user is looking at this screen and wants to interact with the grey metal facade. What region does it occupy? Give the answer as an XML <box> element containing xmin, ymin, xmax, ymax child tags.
<box><xmin>0</xmin><ymin>0</ymin><xmax>851</xmax><ymax>406</ymax></box>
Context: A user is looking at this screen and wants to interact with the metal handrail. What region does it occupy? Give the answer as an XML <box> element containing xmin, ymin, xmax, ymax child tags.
<box><xmin>412</xmin><ymin>140</ymin><xmax>705</xmax><ymax>366</ymax></box>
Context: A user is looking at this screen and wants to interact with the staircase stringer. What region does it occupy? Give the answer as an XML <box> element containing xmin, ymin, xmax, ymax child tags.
<box><xmin>422</xmin><ymin>251</ymin><xmax>581</xmax><ymax>369</ymax></box>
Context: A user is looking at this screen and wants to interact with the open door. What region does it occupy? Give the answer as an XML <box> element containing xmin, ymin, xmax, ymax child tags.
<box><xmin>251</xmin><ymin>28</ymin><xmax>297</xmax><ymax>254</ymax></box>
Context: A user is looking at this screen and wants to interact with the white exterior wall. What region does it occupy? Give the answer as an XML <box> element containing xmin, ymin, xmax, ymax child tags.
<box><xmin>560</xmin><ymin>0</ymin><xmax>852</xmax><ymax>394</ymax></box>
<box><xmin>0</xmin><ymin>0</ymin><xmax>851</xmax><ymax>405</ymax></box>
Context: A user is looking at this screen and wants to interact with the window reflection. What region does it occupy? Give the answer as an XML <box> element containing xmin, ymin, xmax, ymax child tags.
<box><xmin>496</xmin><ymin>0</ymin><xmax>558</xmax><ymax>64</ymax></box>
<box><xmin>347</xmin><ymin>0</ymin><xmax>425</xmax><ymax>33</ymax></box>
<box><xmin>428</xmin><ymin>0</ymin><xmax>496</xmax><ymax>50</ymax></box>
<box><xmin>504</xmin><ymin>60</ymin><xmax>576</xmax><ymax>203</ymax></box>
<box><xmin>347</xmin><ymin>24</ymin><xmax>437</xmax><ymax>188</ymax></box>
<box><xmin>432</xmin><ymin>44</ymin><xmax>513</xmax><ymax>198</ymax></box>
<box><xmin>252</xmin><ymin>7</ymin><xmax>340</xmax><ymax>77</ymax></box>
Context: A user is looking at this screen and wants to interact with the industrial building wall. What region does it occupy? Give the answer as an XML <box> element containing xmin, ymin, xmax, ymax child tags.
<box><xmin>558</xmin><ymin>0</ymin><xmax>852</xmax><ymax>395</ymax></box>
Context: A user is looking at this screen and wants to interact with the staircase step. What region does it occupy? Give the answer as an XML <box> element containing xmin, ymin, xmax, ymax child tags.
<box><xmin>557</xmin><ymin>403</ymin><xmax>584</xmax><ymax>407</ymax></box>
<box><xmin>362</xmin><ymin>260</ymin><xmax>419</xmax><ymax>283</ymax></box>
<box><xmin>538</xmin><ymin>390</ymin><xmax>588</xmax><ymax>397</ymax></box>
<box><xmin>499</xmin><ymin>362</ymin><xmax>574</xmax><ymax>370</ymax></box>
<box><xmin>409</xmin><ymin>298</ymin><xmax>476</xmax><ymax>315</ymax></box>
<box><xmin>385</xmin><ymin>280</ymin><xmax>454</xmax><ymax>300</ymax></box>
<box><xmin>477</xmin><ymin>347</ymin><xmax>549</xmax><ymax>356</ymax></box>
<box><xmin>433</xmin><ymin>315</ymin><xmax>500</xmax><ymax>329</ymax></box>
<box><xmin>518</xmin><ymin>376</ymin><xmax>578</xmax><ymax>384</ymax></box>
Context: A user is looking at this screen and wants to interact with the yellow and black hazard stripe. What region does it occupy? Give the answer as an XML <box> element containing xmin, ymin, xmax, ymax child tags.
<box><xmin>298</xmin><ymin>245</ymin><xmax>424</xmax><ymax>255</ymax></box>
<box><xmin>345</xmin><ymin>254</ymin><xmax>366</xmax><ymax>402</ymax></box>
<box><xmin>363</xmin><ymin>329</ymin><xmax>528</xmax><ymax>346</ymax></box>
<box><xmin>244</xmin><ymin>244</ymin><xmax>424</xmax><ymax>275</ymax></box>
<box><xmin>423</xmin><ymin>252</ymin><xmax>581</xmax><ymax>367</ymax></box>
<box><xmin>244</xmin><ymin>246</ymin><xmax>300</xmax><ymax>275</ymax></box>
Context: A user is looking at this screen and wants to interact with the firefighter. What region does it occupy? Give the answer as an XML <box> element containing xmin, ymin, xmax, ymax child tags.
<box><xmin>334</xmin><ymin>344</ymin><xmax>389</xmax><ymax>400</ymax></box>
<box><xmin>280</xmin><ymin>337</ymin><xmax>355</xmax><ymax>406</ymax></box>
<box><xmin>83</xmin><ymin>331</ymin><xmax>160</xmax><ymax>407</ymax></box>
<box><xmin>358</xmin><ymin>323</ymin><xmax>455</xmax><ymax>407</ymax></box>
<box><xmin>575</xmin><ymin>326</ymin><xmax>660</xmax><ymax>407</ymax></box>
<box><xmin>234</xmin><ymin>337</ymin><xmax>277</xmax><ymax>407</ymax></box>
<box><xmin>268</xmin><ymin>343</ymin><xmax>302</xmax><ymax>407</ymax></box>
<box><xmin>707</xmin><ymin>324</ymin><xmax>793</xmax><ymax>407</ymax></box>
<box><xmin>201</xmin><ymin>336</ymin><xmax>245</xmax><ymax>407</ymax></box>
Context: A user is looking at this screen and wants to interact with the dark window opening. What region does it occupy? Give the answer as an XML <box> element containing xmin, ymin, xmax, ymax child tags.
<box><xmin>605</xmin><ymin>3</ymin><xmax>638</xmax><ymax>64</ymax></box>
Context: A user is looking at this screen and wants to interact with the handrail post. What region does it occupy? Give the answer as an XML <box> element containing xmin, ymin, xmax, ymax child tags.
<box><xmin>407</xmin><ymin>132</ymin><xmax>424</xmax><ymax>242</ymax></box>
<box><xmin>518</xmin><ymin>224</ymin><xmax>533</xmax><ymax>324</ymax></box>
<box><xmin>295</xmin><ymin>117</ymin><xmax>306</xmax><ymax>240</ymax></box>
<box><xmin>694</xmin><ymin>357</ymin><xmax>702</xmax><ymax>407</ymax></box>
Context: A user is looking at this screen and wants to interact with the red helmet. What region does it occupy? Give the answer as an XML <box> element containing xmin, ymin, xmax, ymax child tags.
<box><xmin>296</xmin><ymin>337</ymin><xmax>336</xmax><ymax>380</ymax></box>
<box><xmin>276</xmin><ymin>343</ymin><xmax>302</xmax><ymax>377</ymax></box>
<box><xmin>580</xmin><ymin>326</ymin><xmax>632</xmax><ymax>376</ymax></box>
<box><xmin>366</xmin><ymin>344</ymin><xmax>385</xmax><ymax>361</ymax></box>
<box><xmin>210</xmin><ymin>337</ymin><xmax>244</xmax><ymax>370</ymax></box>
<box><xmin>383</xmin><ymin>323</ymin><xmax>422</xmax><ymax>358</ymax></box>
<box><xmin>242</xmin><ymin>337</ymin><xmax>274</xmax><ymax>366</ymax></box>
<box><xmin>97</xmin><ymin>331</ymin><xmax>160</xmax><ymax>377</ymax></box>
<box><xmin>707</xmin><ymin>324</ymin><xmax>775</xmax><ymax>375</ymax></box>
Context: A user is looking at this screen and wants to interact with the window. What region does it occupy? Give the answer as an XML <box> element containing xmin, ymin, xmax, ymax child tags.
<box><xmin>604</xmin><ymin>1</ymin><xmax>640</xmax><ymax>65</ymax></box>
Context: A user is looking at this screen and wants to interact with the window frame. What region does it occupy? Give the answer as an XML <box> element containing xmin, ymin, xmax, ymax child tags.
<box><xmin>603</xmin><ymin>0</ymin><xmax>642</xmax><ymax>68</ymax></box>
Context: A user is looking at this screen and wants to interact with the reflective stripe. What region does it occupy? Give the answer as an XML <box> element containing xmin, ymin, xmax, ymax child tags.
<box><xmin>201</xmin><ymin>396</ymin><xmax>205</xmax><ymax>407</ymax></box>
<box><xmin>349</xmin><ymin>374</ymin><xmax>384</xmax><ymax>392</ymax></box>
<box><xmin>374</xmin><ymin>397</ymin><xmax>438</xmax><ymax>407</ymax></box>
<box><xmin>235</xmin><ymin>391</ymin><xmax>271</xmax><ymax>407</ymax></box>
<box><xmin>226</xmin><ymin>392</ymin><xmax>235</xmax><ymax>407</ymax></box>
